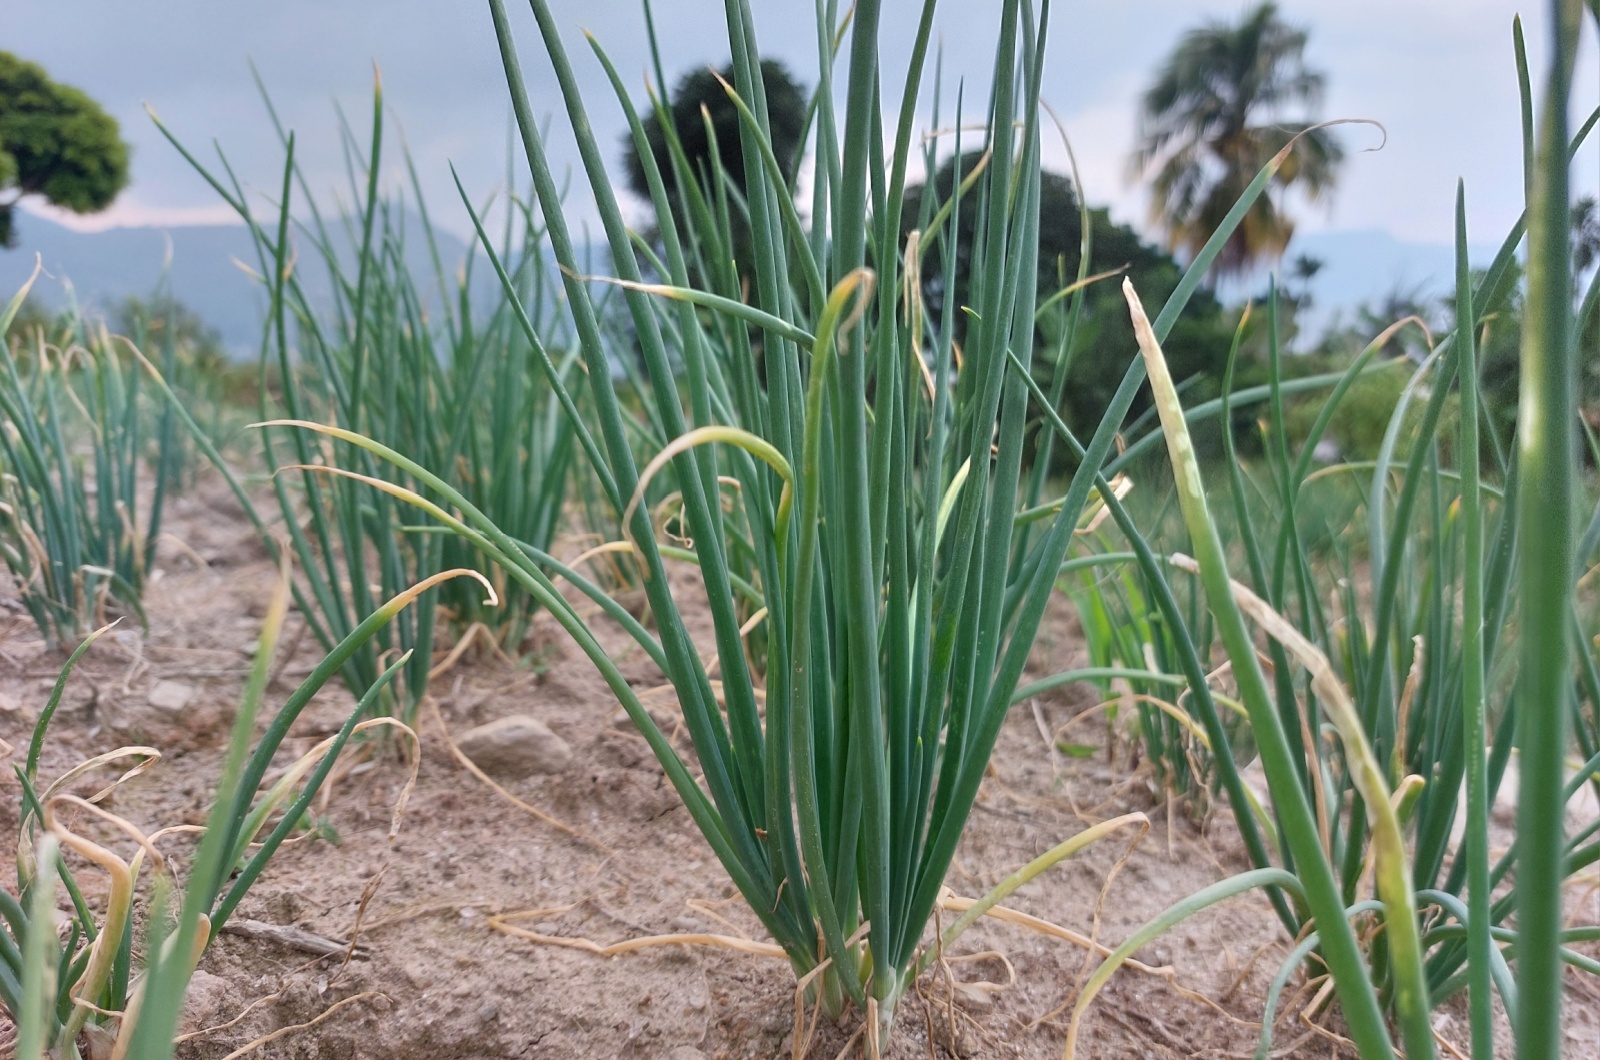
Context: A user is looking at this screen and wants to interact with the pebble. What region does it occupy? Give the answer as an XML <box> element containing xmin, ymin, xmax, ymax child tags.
<box><xmin>455</xmin><ymin>714</ymin><xmax>572</xmax><ymax>779</ymax></box>
<box><xmin>666</xmin><ymin>1049</ymin><xmax>707</xmax><ymax>1060</ymax></box>
<box><xmin>0</xmin><ymin>691</ymin><xmax>32</xmax><ymax>721</ymax></box>
<box><xmin>147</xmin><ymin>680</ymin><xmax>195</xmax><ymax>712</ymax></box>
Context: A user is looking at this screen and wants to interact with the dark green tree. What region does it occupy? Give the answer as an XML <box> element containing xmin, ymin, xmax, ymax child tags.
<box><xmin>0</xmin><ymin>53</ymin><xmax>130</xmax><ymax>247</ymax></box>
<box><xmin>903</xmin><ymin>152</ymin><xmax>1235</xmax><ymax>449</ymax></box>
<box><xmin>622</xmin><ymin>58</ymin><xmax>806</xmax><ymax>295</ymax></box>
<box><xmin>1572</xmin><ymin>195</ymin><xmax>1600</xmax><ymax>277</ymax></box>
<box><xmin>1470</xmin><ymin>256</ymin><xmax>1600</xmax><ymax>456</ymax></box>
<box><xmin>624</xmin><ymin>59</ymin><xmax>806</xmax><ymax>209</ymax></box>
<box><xmin>1130</xmin><ymin>2</ymin><xmax>1342</xmax><ymax>277</ymax></box>
<box><xmin>619</xmin><ymin>59</ymin><xmax>807</xmax><ymax>383</ymax></box>
<box><xmin>1422</xmin><ymin>202</ymin><xmax>1600</xmax><ymax>462</ymax></box>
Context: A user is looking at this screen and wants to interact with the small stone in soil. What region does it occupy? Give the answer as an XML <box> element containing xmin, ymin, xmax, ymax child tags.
<box><xmin>147</xmin><ymin>680</ymin><xmax>195</xmax><ymax>712</ymax></box>
<box><xmin>455</xmin><ymin>715</ymin><xmax>572</xmax><ymax>778</ymax></box>
<box><xmin>0</xmin><ymin>692</ymin><xmax>32</xmax><ymax>722</ymax></box>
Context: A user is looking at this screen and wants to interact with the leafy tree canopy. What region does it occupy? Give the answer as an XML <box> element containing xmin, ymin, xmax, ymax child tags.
<box><xmin>0</xmin><ymin>52</ymin><xmax>130</xmax><ymax>247</ymax></box>
<box><xmin>624</xmin><ymin>59</ymin><xmax>806</xmax><ymax>209</ymax></box>
<box><xmin>903</xmin><ymin>152</ymin><xmax>1236</xmax><ymax>450</ymax></box>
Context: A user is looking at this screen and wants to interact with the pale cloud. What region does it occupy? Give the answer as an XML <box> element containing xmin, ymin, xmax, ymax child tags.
<box><xmin>23</xmin><ymin>199</ymin><xmax>243</xmax><ymax>233</ymax></box>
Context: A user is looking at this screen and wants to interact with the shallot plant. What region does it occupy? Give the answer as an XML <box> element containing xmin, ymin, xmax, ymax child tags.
<box><xmin>0</xmin><ymin>278</ymin><xmax>181</xmax><ymax>646</ymax></box>
<box><xmin>3</xmin><ymin>565</ymin><xmax>458</xmax><ymax>1059</ymax></box>
<box><xmin>149</xmin><ymin>80</ymin><xmax>581</xmax><ymax>721</ymax></box>
<box><xmin>1060</xmin><ymin>8</ymin><xmax>1600</xmax><ymax>1059</ymax></box>
<box><xmin>284</xmin><ymin>0</ymin><xmax>1317</xmax><ymax>1045</ymax></box>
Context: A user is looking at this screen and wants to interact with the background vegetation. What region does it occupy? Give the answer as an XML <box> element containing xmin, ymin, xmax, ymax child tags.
<box><xmin>4</xmin><ymin>2</ymin><xmax>1600</xmax><ymax>1059</ymax></box>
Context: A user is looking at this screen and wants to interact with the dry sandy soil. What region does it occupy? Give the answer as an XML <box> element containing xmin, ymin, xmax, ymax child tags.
<box><xmin>4</xmin><ymin>473</ymin><xmax>1600</xmax><ymax>1059</ymax></box>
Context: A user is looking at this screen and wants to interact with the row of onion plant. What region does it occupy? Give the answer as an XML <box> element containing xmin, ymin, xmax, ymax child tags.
<box><xmin>1052</xmin><ymin>10</ymin><xmax>1600</xmax><ymax>1058</ymax></box>
<box><xmin>0</xmin><ymin>276</ymin><xmax>182</xmax><ymax>647</ymax></box>
<box><xmin>276</xmin><ymin>0</ymin><xmax>1332</xmax><ymax>1047</ymax></box>
<box><xmin>4</xmin><ymin>560</ymin><xmax>465</xmax><ymax>1059</ymax></box>
<box><xmin>146</xmin><ymin>80</ymin><xmax>582</xmax><ymax>721</ymax></box>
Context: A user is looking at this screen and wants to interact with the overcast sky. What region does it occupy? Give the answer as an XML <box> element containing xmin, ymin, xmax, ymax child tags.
<box><xmin>8</xmin><ymin>1</ymin><xmax>1600</xmax><ymax>251</ymax></box>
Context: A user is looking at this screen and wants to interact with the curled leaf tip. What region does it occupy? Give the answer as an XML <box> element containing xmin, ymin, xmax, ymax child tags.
<box><xmin>386</xmin><ymin>568</ymin><xmax>500</xmax><ymax>616</ymax></box>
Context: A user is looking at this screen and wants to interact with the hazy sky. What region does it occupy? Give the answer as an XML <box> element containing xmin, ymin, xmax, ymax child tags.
<box><xmin>8</xmin><ymin>1</ymin><xmax>1600</xmax><ymax>250</ymax></box>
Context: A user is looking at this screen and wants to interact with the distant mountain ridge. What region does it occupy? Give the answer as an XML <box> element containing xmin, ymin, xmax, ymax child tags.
<box><xmin>0</xmin><ymin>209</ymin><xmax>482</xmax><ymax>357</ymax></box>
<box><xmin>2</xmin><ymin>211</ymin><xmax>1493</xmax><ymax>358</ymax></box>
<box><xmin>3</xmin><ymin>215</ymin><xmax>266</xmax><ymax>353</ymax></box>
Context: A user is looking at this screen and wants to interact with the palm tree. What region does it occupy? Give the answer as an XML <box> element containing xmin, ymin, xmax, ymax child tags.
<box><xmin>1130</xmin><ymin>2</ymin><xmax>1343</xmax><ymax>277</ymax></box>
